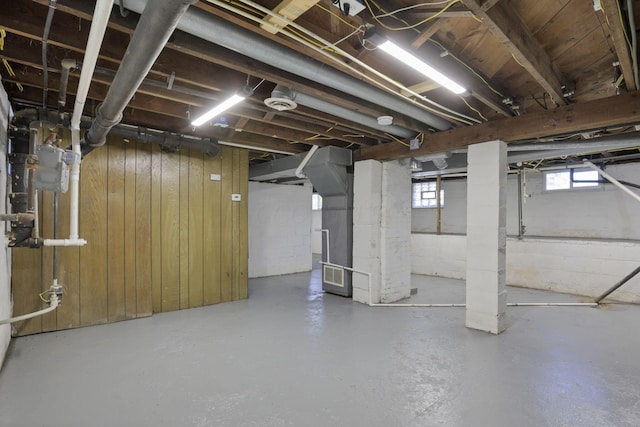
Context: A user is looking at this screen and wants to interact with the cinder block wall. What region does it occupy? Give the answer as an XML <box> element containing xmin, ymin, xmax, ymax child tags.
<box><xmin>248</xmin><ymin>182</ymin><xmax>312</xmax><ymax>277</ymax></box>
<box><xmin>411</xmin><ymin>234</ymin><xmax>640</xmax><ymax>303</ymax></box>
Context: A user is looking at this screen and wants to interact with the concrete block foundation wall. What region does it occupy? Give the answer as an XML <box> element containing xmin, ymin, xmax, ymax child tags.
<box><xmin>411</xmin><ymin>234</ymin><xmax>640</xmax><ymax>303</ymax></box>
<box><xmin>353</xmin><ymin>160</ymin><xmax>411</xmax><ymax>304</ymax></box>
<box><xmin>248</xmin><ymin>182</ymin><xmax>312</xmax><ymax>278</ymax></box>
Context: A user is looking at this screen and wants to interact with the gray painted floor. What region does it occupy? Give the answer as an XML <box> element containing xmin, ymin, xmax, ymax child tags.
<box><xmin>1</xmin><ymin>260</ymin><xmax>639</xmax><ymax>427</ymax></box>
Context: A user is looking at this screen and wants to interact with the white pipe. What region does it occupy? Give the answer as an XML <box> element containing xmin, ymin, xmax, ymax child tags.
<box><xmin>583</xmin><ymin>161</ymin><xmax>640</xmax><ymax>203</ymax></box>
<box><xmin>319</xmin><ymin>229</ymin><xmax>330</xmax><ymax>264</ymax></box>
<box><xmin>43</xmin><ymin>238</ymin><xmax>87</xmax><ymax>247</ymax></box>
<box><xmin>295</xmin><ymin>145</ymin><xmax>319</xmax><ymax>178</ymax></box>
<box><xmin>71</xmin><ymin>0</ymin><xmax>114</xmax><ymax>131</ymax></box>
<box><xmin>66</xmin><ymin>0</ymin><xmax>113</xmax><ymax>242</ymax></box>
<box><xmin>319</xmin><ymin>261</ymin><xmax>597</xmax><ymax>308</ymax></box>
<box><xmin>0</xmin><ymin>294</ymin><xmax>59</xmax><ymax>325</ymax></box>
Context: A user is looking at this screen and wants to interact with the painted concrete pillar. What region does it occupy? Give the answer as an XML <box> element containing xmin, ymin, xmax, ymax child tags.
<box><xmin>465</xmin><ymin>140</ymin><xmax>507</xmax><ymax>334</ymax></box>
<box><xmin>353</xmin><ymin>160</ymin><xmax>411</xmax><ymax>304</ymax></box>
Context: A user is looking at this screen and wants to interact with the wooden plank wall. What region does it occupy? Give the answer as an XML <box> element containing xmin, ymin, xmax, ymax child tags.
<box><xmin>11</xmin><ymin>135</ymin><xmax>248</xmax><ymax>336</ymax></box>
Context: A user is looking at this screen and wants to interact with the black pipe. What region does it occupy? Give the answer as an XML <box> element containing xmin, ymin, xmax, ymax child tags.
<box><xmin>594</xmin><ymin>265</ymin><xmax>640</xmax><ymax>304</ymax></box>
<box><xmin>7</xmin><ymin>129</ymin><xmax>38</xmax><ymax>247</ymax></box>
<box><xmin>82</xmin><ymin>0</ymin><xmax>198</xmax><ymax>155</ymax></box>
<box><xmin>108</xmin><ymin>126</ymin><xmax>219</xmax><ymax>157</ymax></box>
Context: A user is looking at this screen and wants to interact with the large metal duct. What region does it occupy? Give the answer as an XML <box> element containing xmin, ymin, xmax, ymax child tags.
<box><xmin>123</xmin><ymin>0</ymin><xmax>452</xmax><ymax>131</ymax></box>
<box><xmin>82</xmin><ymin>0</ymin><xmax>198</xmax><ymax>154</ymax></box>
<box><xmin>266</xmin><ymin>85</ymin><xmax>417</xmax><ymax>139</ymax></box>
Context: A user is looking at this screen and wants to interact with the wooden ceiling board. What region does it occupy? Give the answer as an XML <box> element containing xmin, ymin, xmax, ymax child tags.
<box><xmin>535</xmin><ymin>0</ymin><xmax>603</xmax><ymax>61</ymax></box>
<box><xmin>508</xmin><ymin>0</ymin><xmax>573</xmax><ymax>35</ymax></box>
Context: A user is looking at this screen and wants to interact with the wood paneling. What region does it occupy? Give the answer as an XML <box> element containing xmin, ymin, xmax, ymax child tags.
<box><xmin>12</xmin><ymin>135</ymin><xmax>248</xmax><ymax>336</ymax></box>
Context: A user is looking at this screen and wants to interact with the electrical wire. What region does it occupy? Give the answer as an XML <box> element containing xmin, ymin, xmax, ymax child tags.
<box><xmin>363</xmin><ymin>0</ymin><xmax>505</xmax><ymax>100</ymax></box>
<box><xmin>427</xmin><ymin>38</ymin><xmax>504</xmax><ymax>98</ymax></box>
<box><xmin>365</xmin><ymin>0</ymin><xmax>461</xmax><ymax>31</ymax></box>
<box><xmin>373</xmin><ymin>1</ymin><xmax>452</xmax><ymax>18</ymax></box>
<box><xmin>322</xmin><ymin>25</ymin><xmax>365</xmax><ymax>50</ymax></box>
<box><xmin>212</xmin><ymin>0</ymin><xmax>480</xmax><ymax>125</ymax></box>
<box><xmin>461</xmin><ymin>97</ymin><xmax>487</xmax><ymax>121</ymax></box>
<box><xmin>385</xmin><ymin>132</ymin><xmax>411</xmax><ymax>147</ymax></box>
<box><xmin>0</xmin><ymin>29</ymin><xmax>24</xmax><ymax>92</ymax></box>
<box><xmin>315</xmin><ymin>3</ymin><xmax>361</xmax><ymax>32</ymax></box>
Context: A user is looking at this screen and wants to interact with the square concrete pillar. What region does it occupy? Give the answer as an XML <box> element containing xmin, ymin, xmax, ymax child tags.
<box><xmin>353</xmin><ymin>160</ymin><xmax>411</xmax><ymax>304</ymax></box>
<box><xmin>466</xmin><ymin>140</ymin><xmax>507</xmax><ymax>334</ymax></box>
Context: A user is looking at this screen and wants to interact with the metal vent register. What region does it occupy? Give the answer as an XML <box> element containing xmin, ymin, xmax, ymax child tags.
<box><xmin>323</xmin><ymin>265</ymin><xmax>344</xmax><ymax>287</ymax></box>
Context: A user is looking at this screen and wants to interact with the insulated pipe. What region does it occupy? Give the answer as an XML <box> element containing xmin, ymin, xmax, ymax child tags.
<box><xmin>583</xmin><ymin>161</ymin><xmax>640</xmax><ymax>203</ymax></box>
<box><xmin>123</xmin><ymin>0</ymin><xmax>452</xmax><ymax>131</ymax></box>
<box><xmin>295</xmin><ymin>145</ymin><xmax>319</xmax><ymax>178</ymax></box>
<box><xmin>271</xmin><ymin>86</ymin><xmax>417</xmax><ymax>138</ymax></box>
<box><xmin>83</xmin><ymin>0</ymin><xmax>198</xmax><ymax>152</ymax></box>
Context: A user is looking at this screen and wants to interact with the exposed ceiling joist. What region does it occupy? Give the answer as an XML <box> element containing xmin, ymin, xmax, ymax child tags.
<box><xmin>356</xmin><ymin>91</ymin><xmax>640</xmax><ymax>161</ymax></box>
<box><xmin>260</xmin><ymin>0</ymin><xmax>320</xmax><ymax>34</ymax></box>
<box><xmin>598</xmin><ymin>0</ymin><xmax>637</xmax><ymax>91</ymax></box>
<box><xmin>462</xmin><ymin>0</ymin><xmax>567</xmax><ymax>105</ymax></box>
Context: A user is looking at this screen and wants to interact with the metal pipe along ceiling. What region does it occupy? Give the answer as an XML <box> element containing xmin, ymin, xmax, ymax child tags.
<box><xmin>83</xmin><ymin>0</ymin><xmax>198</xmax><ymax>153</ymax></box>
<box><xmin>273</xmin><ymin>86</ymin><xmax>417</xmax><ymax>139</ymax></box>
<box><xmin>123</xmin><ymin>0</ymin><xmax>452</xmax><ymax>131</ymax></box>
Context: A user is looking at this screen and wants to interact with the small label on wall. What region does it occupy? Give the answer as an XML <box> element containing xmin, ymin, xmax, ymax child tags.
<box><xmin>210</xmin><ymin>174</ymin><xmax>221</xmax><ymax>181</ymax></box>
<box><xmin>232</xmin><ymin>194</ymin><xmax>241</xmax><ymax>201</ymax></box>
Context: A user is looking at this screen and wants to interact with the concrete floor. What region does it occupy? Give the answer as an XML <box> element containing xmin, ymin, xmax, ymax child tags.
<box><xmin>1</xmin><ymin>260</ymin><xmax>639</xmax><ymax>427</ymax></box>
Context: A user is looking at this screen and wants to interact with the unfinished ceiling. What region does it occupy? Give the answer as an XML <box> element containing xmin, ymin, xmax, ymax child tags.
<box><xmin>1</xmin><ymin>0</ymin><xmax>639</xmax><ymax>166</ymax></box>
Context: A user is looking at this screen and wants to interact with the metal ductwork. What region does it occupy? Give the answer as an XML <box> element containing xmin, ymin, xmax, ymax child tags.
<box><xmin>82</xmin><ymin>0</ymin><xmax>197</xmax><ymax>155</ymax></box>
<box><xmin>266</xmin><ymin>85</ymin><xmax>416</xmax><ymax>139</ymax></box>
<box><xmin>123</xmin><ymin>0</ymin><xmax>452</xmax><ymax>131</ymax></box>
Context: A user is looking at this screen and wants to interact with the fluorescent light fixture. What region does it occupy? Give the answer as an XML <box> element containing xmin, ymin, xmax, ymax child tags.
<box><xmin>192</xmin><ymin>94</ymin><xmax>246</xmax><ymax>127</ymax></box>
<box><xmin>378</xmin><ymin>40</ymin><xmax>466</xmax><ymax>95</ymax></box>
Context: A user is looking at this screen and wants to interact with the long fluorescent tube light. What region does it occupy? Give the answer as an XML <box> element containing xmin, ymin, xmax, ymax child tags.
<box><xmin>378</xmin><ymin>40</ymin><xmax>466</xmax><ymax>95</ymax></box>
<box><xmin>192</xmin><ymin>94</ymin><xmax>246</xmax><ymax>127</ymax></box>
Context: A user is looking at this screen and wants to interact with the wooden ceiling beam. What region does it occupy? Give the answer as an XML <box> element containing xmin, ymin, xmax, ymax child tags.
<box><xmin>260</xmin><ymin>0</ymin><xmax>320</xmax><ymax>34</ymax></box>
<box><xmin>461</xmin><ymin>0</ymin><xmax>567</xmax><ymax>105</ymax></box>
<box><xmin>411</xmin><ymin>22</ymin><xmax>444</xmax><ymax>49</ymax></box>
<box><xmin>355</xmin><ymin>91</ymin><xmax>640</xmax><ymax>161</ymax></box>
<box><xmin>599</xmin><ymin>0</ymin><xmax>637</xmax><ymax>91</ymax></box>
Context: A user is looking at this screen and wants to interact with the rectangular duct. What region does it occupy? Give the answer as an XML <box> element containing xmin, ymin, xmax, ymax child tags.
<box><xmin>304</xmin><ymin>147</ymin><xmax>353</xmax><ymax>297</ymax></box>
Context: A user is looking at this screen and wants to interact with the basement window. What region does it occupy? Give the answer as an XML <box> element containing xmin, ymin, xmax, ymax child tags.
<box><xmin>312</xmin><ymin>193</ymin><xmax>323</xmax><ymax>210</ymax></box>
<box><xmin>544</xmin><ymin>169</ymin><xmax>600</xmax><ymax>191</ymax></box>
<box><xmin>412</xmin><ymin>181</ymin><xmax>444</xmax><ymax>209</ymax></box>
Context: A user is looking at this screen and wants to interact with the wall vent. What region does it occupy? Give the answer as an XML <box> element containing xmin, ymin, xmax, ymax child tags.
<box><xmin>323</xmin><ymin>265</ymin><xmax>344</xmax><ymax>287</ymax></box>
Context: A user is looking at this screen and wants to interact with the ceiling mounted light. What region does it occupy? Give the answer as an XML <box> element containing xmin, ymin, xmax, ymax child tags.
<box><xmin>376</xmin><ymin>40</ymin><xmax>466</xmax><ymax>95</ymax></box>
<box><xmin>192</xmin><ymin>86</ymin><xmax>254</xmax><ymax>127</ymax></box>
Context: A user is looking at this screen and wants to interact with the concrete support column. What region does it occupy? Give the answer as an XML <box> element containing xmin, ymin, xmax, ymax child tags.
<box><xmin>353</xmin><ymin>160</ymin><xmax>411</xmax><ymax>304</ymax></box>
<box><xmin>465</xmin><ymin>140</ymin><xmax>507</xmax><ymax>334</ymax></box>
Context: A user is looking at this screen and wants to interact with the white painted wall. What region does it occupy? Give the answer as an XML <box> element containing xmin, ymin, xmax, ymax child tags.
<box><xmin>411</xmin><ymin>234</ymin><xmax>640</xmax><ymax>303</ymax></box>
<box><xmin>0</xmin><ymin>79</ymin><xmax>13</xmax><ymax>369</ymax></box>
<box><xmin>353</xmin><ymin>160</ymin><xmax>411</xmax><ymax>304</ymax></box>
<box><xmin>248</xmin><ymin>182</ymin><xmax>312</xmax><ymax>278</ymax></box>
<box><xmin>412</xmin><ymin>164</ymin><xmax>640</xmax><ymax>240</ymax></box>
<box><xmin>311</xmin><ymin>209</ymin><xmax>322</xmax><ymax>254</ymax></box>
